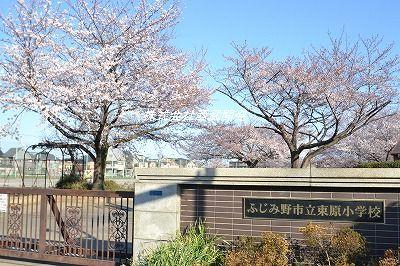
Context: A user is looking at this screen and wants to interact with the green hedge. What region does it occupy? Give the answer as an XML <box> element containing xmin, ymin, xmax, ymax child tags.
<box><xmin>357</xmin><ymin>161</ymin><xmax>400</xmax><ymax>168</ymax></box>
<box><xmin>55</xmin><ymin>175</ymin><xmax>123</xmax><ymax>190</ymax></box>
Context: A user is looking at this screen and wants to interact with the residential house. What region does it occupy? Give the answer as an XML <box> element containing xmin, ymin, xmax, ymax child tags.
<box><xmin>158</xmin><ymin>157</ymin><xmax>196</xmax><ymax>168</ymax></box>
<box><xmin>0</xmin><ymin>147</ymin><xmax>35</xmax><ymax>178</ymax></box>
<box><xmin>0</xmin><ymin>147</ymin><xmax>74</xmax><ymax>180</ymax></box>
<box><xmin>86</xmin><ymin>148</ymin><xmax>135</xmax><ymax>178</ymax></box>
<box><xmin>147</xmin><ymin>158</ymin><xmax>160</xmax><ymax>168</ymax></box>
<box><xmin>228</xmin><ymin>160</ymin><xmax>248</xmax><ymax>168</ymax></box>
<box><xmin>105</xmin><ymin>148</ymin><xmax>127</xmax><ymax>178</ymax></box>
<box><xmin>132</xmin><ymin>154</ymin><xmax>149</xmax><ymax>168</ymax></box>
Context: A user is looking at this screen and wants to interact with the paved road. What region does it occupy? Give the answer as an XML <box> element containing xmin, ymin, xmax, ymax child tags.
<box><xmin>0</xmin><ymin>257</ymin><xmax>60</xmax><ymax>265</ymax></box>
<box><xmin>0</xmin><ymin>178</ymin><xmax>136</xmax><ymax>188</ymax></box>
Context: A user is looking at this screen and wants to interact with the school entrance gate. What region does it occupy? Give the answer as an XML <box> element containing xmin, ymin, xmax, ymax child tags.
<box><xmin>0</xmin><ymin>187</ymin><xmax>134</xmax><ymax>265</ymax></box>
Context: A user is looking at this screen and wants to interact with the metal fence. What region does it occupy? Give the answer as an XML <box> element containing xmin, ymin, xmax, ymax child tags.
<box><xmin>0</xmin><ymin>188</ymin><xmax>134</xmax><ymax>266</ymax></box>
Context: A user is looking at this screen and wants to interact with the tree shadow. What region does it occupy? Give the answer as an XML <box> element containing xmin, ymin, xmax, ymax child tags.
<box><xmin>353</xmin><ymin>200</ymin><xmax>400</xmax><ymax>259</ymax></box>
<box><xmin>172</xmin><ymin>181</ymin><xmax>400</xmax><ymax>262</ymax></box>
<box><xmin>133</xmin><ymin>168</ymin><xmax>217</xmax><ymax>255</ymax></box>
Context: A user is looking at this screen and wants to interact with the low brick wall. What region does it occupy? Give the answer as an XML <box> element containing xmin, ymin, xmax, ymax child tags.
<box><xmin>135</xmin><ymin>168</ymin><xmax>400</xmax><ymax>258</ymax></box>
<box><xmin>180</xmin><ymin>185</ymin><xmax>399</xmax><ymax>257</ymax></box>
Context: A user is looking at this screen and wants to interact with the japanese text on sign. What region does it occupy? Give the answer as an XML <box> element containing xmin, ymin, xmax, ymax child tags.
<box><xmin>243</xmin><ymin>198</ymin><xmax>384</xmax><ymax>223</ymax></box>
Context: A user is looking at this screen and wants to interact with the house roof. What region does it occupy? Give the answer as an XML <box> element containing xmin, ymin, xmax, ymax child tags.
<box><xmin>391</xmin><ymin>141</ymin><xmax>400</xmax><ymax>155</ymax></box>
<box><xmin>107</xmin><ymin>148</ymin><xmax>125</xmax><ymax>161</ymax></box>
<box><xmin>2</xmin><ymin>147</ymin><xmax>18</xmax><ymax>158</ymax></box>
<box><xmin>0</xmin><ymin>147</ymin><xmax>59</xmax><ymax>160</ymax></box>
<box><xmin>32</xmin><ymin>152</ymin><xmax>57</xmax><ymax>161</ymax></box>
<box><xmin>1</xmin><ymin>147</ymin><xmax>28</xmax><ymax>159</ymax></box>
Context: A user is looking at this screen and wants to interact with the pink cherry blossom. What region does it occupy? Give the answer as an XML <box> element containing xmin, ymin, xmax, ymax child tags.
<box><xmin>217</xmin><ymin>37</ymin><xmax>399</xmax><ymax>168</ymax></box>
<box><xmin>0</xmin><ymin>0</ymin><xmax>209</xmax><ymax>188</ymax></box>
<box><xmin>315</xmin><ymin>113</ymin><xmax>400</xmax><ymax>167</ymax></box>
<box><xmin>183</xmin><ymin>123</ymin><xmax>288</xmax><ymax>168</ymax></box>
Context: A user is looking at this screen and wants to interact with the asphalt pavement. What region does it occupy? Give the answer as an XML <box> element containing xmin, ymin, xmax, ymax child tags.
<box><xmin>0</xmin><ymin>257</ymin><xmax>63</xmax><ymax>265</ymax></box>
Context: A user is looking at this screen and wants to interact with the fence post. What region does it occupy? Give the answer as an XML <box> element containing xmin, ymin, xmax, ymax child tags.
<box><xmin>38</xmin><ymin>194</ymin><xmax>48</xmax><ymax>257</ymax></box>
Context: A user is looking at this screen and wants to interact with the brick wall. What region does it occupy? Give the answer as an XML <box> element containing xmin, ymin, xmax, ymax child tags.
<box><xmin>180</xmin><ymin>184</ymin><xmax>400</xmax><ymax>257</ymax></box>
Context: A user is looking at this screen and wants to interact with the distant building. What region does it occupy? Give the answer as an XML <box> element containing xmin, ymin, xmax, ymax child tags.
<box><xmin>147</xmin><ymin>158</ymin><xmax>160</xmax><ymax>168</ymax></box>
<box><xmin>0</xmin><ymin>147</ymin><xmax>34</xmax><ymax>178</ymax></box>
<box><xmin>0</xmin><ymin>147</ymin><xmax>78</xmax><ymax>180</ymax></box>
<box><xmin>85</xmin><ymin>148</ymin><xmax>134</xmax><ymax>179</ymax></box>
<box><xmin>158</xmin><ymin>157</ymin><xmax>196</xmax><ymax>168</ymax></box>
<box><xmin>140</xmin><ymin>157</ymin><xmax>196</xmax><ymax>169</ymax></box>
<box><xmin>2</xmin><ymin>147</ymin><xmax>29</xmax><ymax>161</ymax></box>
<box><xmin>1</xmin><ymin>146</ymin><xmax>197</xmax><ymax>180</ymax></box>
<box><xmin>228</xmin><ymin>160</ymin><xmax>248</xmax><ymax>168</ymax></box>
<box><xmin>105</xmin><ymin>148</ymin><xmax>134</xmax><ymax>178</ymax></box>
<box><xmin>85</xmin><ymin>148</ymin><xmax>197</xmax><ymax>178</ymax></box>
<box><xmin>132</xmin><ymin>154</ymin><xmax>148</xmax><ymax>168</ymax></box>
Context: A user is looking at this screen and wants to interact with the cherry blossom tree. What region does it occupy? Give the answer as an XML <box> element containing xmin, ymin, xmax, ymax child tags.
<box><xmin>183</xmin><ymin>123</ymin><xmax>287</xmax><ymax>168</ymax></box>
<box><xmin>315</xmin><ymin>113</ymin><xmax>400</xmax><ymax>167</ymax></box>
<box><xmin>0</xmin><ymin>0</ymin><xmax>208</xmax><ymax>189</ymax></box>
<box><xmin>217</xmin><ymin>37</ymin><xmax>399</xmax><ymax>168</ymax></box>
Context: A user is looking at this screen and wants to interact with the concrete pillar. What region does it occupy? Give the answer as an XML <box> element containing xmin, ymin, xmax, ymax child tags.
<box><xmin>133</xmin><ymin>182</ymin><xmax>180</xmax><ymax>259</ymax></box>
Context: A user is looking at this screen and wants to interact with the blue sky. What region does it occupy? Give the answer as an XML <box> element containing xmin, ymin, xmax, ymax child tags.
<box><xmin>0</xmin><ymin>0</ymin><xmax>399</xmax><ymax>156</ymax></box>
<box><xmin>175</xmin><ymin>1</ymin><xmax>399</xmax><ymax>58</ymax></box>
<box><xmin>173</xmin><ymin>0</ymin><xmax>400</xmax><ymax>109</ymax></box>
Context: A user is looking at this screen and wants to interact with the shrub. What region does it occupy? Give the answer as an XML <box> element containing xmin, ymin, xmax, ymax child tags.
<box><xmin>379</xmin><ymin>249</ymin><xmax>399</xmax><ymax>266</ymax></box>
<box><xmin>104</xmin><ymin>180</ymin><xmax>122</xmax><ymax>191</ymax></box>
<box><xmin>120</xmin><ymin>181</ymin><xmax>135</xmax><ymax>191</ymax></box>
<box><xmin>136</xmin><ymin>222</ymin><xmax>222</xmax><ymax>266</ymax></box>
<box><xmin>55</xmin><ymin>174</ymin><xmax>90</xmax><ymax>190</ymax></box>
<box><xmin>224</xmin><ymin>236</ymin><xmax>261</xmax><ymax>266</ymax></box>
<box><xmin>299</xmin><ymin>223</ymin><xmax>367</xmax><ymax>266</ymax></box>
<box><xmin>357</xmin><ymin>161</ymin><xmax>400</xmax><ymax>168</ymax></box>
<box><xmin>56</xmin><ymin>176</ymin><xmax>122</xmax><ymax>191</ymax></box>
<box><xmin>333</xmin><ymin>227</ymin><xmax>368</xmax><ymax>265</ymax></box>
<box><xmin>224</xmin><ymin>232</ymin><xmax>290</xmax><ymax>266</ymax></box>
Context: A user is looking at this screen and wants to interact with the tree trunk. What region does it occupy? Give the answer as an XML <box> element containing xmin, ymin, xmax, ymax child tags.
<box><xmin>67</xmin><ymin>148</ymin><xmax>78</xmax><ymax>179</ymax></box>
<box><xmin>92</xmin><ymin>147</ymin><xmax>108</xmax><ymax>190</ymax></box>
<box><xmin>301</xmin><ymin>156</ymin><xmax>312</xmax><ymax>168</ymax></box>
<box><xmin>290</xmin><ymin>152</ymin><xmax>301</xmax><ymax>168</ymax></box>
<box><xmin>386</xmin><ymin>146</ymin><xmax>395</xmax><ymax>161</ymax></box>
